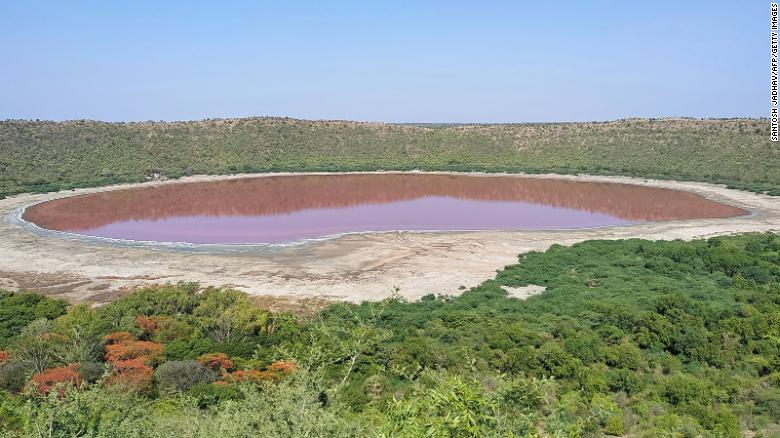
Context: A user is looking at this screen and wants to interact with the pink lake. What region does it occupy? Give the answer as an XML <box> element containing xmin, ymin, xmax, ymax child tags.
<box><xmin>23</xmin><ymin>174</ymin><xmax>747</xmax><ymax>244</ymax></box>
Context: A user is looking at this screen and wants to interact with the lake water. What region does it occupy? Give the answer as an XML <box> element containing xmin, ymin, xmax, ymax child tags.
<box><xmin>23</xmin><ymin>174</ymin><xmax>747</xmax><ymax>244</ymax></box>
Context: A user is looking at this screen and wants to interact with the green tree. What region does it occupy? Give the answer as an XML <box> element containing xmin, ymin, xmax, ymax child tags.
<box><xmin>193</xmin><ymin>288</ymin><xmax>271</xmax><ymax>343</ymax></box>
<box><xmin>382</xmin><ymin>373</ymin><xmax>499</xmax><ymax>438</ymax></box>
<box><xmin>10</xmin><ymin>319</ymin><xmax>58</xmax><ymax>373</ymax></box>
<box><xmin>153</xmin><ymin>361</ymin><xmax>215</xmax><ymax>393</ymax></box>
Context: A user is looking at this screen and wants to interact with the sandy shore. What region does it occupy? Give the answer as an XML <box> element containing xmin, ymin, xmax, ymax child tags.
<box><xmin>1</xmin><ymin>171</ymin><xmax>779</xmax><ymax>304</ymax></box>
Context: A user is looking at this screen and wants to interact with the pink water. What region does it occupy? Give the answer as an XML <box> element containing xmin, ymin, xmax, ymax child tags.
<box><xmin>23</xmin><ymin>174</ymin><xmax>747</xmax><ymax>244</ymax></box>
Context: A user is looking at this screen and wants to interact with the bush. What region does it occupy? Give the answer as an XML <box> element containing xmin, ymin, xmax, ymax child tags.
<box><xmin>77</xmin><ymin>362</ymin><xmax>106</xmax><ymax>383</ymax></box>
<box><xmin>109</xmin><ymin>358</ymin><xmax>154</xmax><ymax>391</ymax></box>
<box><xmin>605</xmin><ymin>340</ymin><xmax>643</xmax><ymax>370</ymax></box>
<box><xmin>661</xmin><ymin>374</ymin><xmax>711</xmax><ymax>406</ymax></box>
<box><xmin>0</xmin><ymin>293</ymin><xmax>67</xmax><ymax>348</ymax></box>
<box><xmin>0</xmin><ymin>390</ymin><xmax>22</xmax><ymax>432</ymax></box>
<box><xmin>104</xmin><ymin>335</ymin><xmax>164</xmax><ymax>366</ymax></box>
<box><xmin>535</xmin><ymin>343</ymin><xmax>579</xmax><ymax>378</ymax></box>
<box><xmin>187</xmin><ymin>382</ymin><xmax>242</xmax><ymax>408</ymax></box>
<box><xmin>607</xmin><ymin>368</ymin><xmax>643</xmax><ymax>395</ymax></box>
<box><xmin>29</xmin><ymin>365</ymin><xmax>82</xmax><ymax>394</ymax></box>
<box><xmin>362</xmin><ymin>374</ymin><xmax>390</xmax><ymax>401</ymax></box>
<box><xmin>604</xmin><ymin>414</ymin><xmax>625</xmax><ymax>435</ymax></box>
<box><xmin>137</xmin><ymin>315</ymin><xmax>193</xmax><ymax>343</ymax></box>
<box><xmin>0</xmin><ymin>361</ymin><xmax>33</xmax><ymax>393</ymax></box>
<box><xmin>154</xmin><ymin>361</ymin><xmax>216</xmax><ymax>393</ymax></box>
<box><xmin>197</xmin><ymin>352</ymin><xmax>234</xmax><ymax>371</ymax></box>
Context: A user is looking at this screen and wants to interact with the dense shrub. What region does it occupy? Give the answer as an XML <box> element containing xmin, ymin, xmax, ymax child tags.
<box><xmin>187</xmin><ymin>382</ymin><xmax>242</xmax><ymax>408</ymax></box>
<box><xmin>0</xmin><ymin>362</ymin><xmax>33</xmax><ymax>393</ymax></box>
<box><xmin>29</xmin><ymin>365</ymin><xmax>82</xmax><ymax>394</ymax></box>
<box><xmin>0</xmin><ymin>293</ymin><xmax>67</xmax><ymax>348</ymax></box>
<box><xmin>108</xmin><ymin>358</ymin><xmax>154</xmax><ymax>391</ymax></box>
<box><xmin>197</xmin><ymin>352</ymin><xmax>234</xmax><ymax>371</ymax></box>
<box><xmin>104</xmin><ymin>334</ymin><xmax>164</xmax><ymax>365</ymax></box>
<box><xmin>1</xmin><ymin>118</ymin><xmax>778</xmax><ymax>197</ymax></box>
<box><xmin>77</xmin><ymin>362</ymin><xmax>106</xmax><ymax>383</ymax></box>
<box><xmin>153</xmin><ymin>361</ymin><xmax>215</xmax><ymax>393</ymax></box>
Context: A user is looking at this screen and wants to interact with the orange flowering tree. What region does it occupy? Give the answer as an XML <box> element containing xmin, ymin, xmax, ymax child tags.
<box><xmin>107</xmin><ymin>358</ymin><xmax>154</xmax><ymax>389</ymax></box>
<box><xmin>135</xmin><ymin>316</ymin><xmax>160</xmax><ymax>339</ymax></box>
<box><xmin>197</xmin><ymin>352</ymin><xmax>234</xmax><ymax>372</ymax></box>
<box><xmin>29</xmin><ymin>364</ymin><xmax>82</xmax><ymax>395</ymax></box>
<box><xmin>103</xmin><ymin>331</ymin><xmax>163</xmax><ymax>363</ymax></box>
<box><xmin>268</xmin><ymin>360</ymin><xmax>297</xmax><ymax>375</ymax></box>
<box><xmin>105</xmin><ymin>340</ymin><xmax>164</xmax><ymax>364</ymax></box>
<box><xmin>102</xmin><ymin>332</ymin><xmax>164</xmax><ymax>390</ymax></box>
<box><xmin>222</xmin><ymin>360</ymin><xmax>297</xmax><ymax>383</ymax></box>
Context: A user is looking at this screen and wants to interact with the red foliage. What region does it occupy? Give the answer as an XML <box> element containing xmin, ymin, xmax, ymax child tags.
<box><xmin>29</xmin><ymin>365</ymin><xmax>82</xmax><ymax>395</ymax></box>
<box><xmin>197</xmin><ymin>352</ymin><xmax>234</xmax><ymax>371</ymax></box>
<box><xmin>222</xmin><ymin>361</ymin><xmax>297</xmax><ymax>383</ymax></box>
<box><xmin>224</xmin><ymin>369</ymin><xmax>268</xmax><ymax>382</ymax></box>
<box><xmin>0</xmin><ymin>351</ymin><xmax>9</xmax><ymax>364</ymax></box>
<box><xmin>107</xmin><ymin>358</ymin><xmax>153</xmax><ymax>390</ymax></box>
<box><xmin>135</xmin><ymin>316</ymin><xmax>160</xmax><ymax>338</ymax></box>
<box><xmin>268</xmin><ymin>360</ymin><xmax>297</xmax><ymax>374</ymax></box>
<box><xmin>103</xmin><ymin>331</ymin><xmax>133</xmax><ymax>345</ymax></box>
<box><xmin>105</xmin><ymin>340</ymin><xmax>164</xmax><ymax>364</ymax></box>
<box><xmin>102</xmin><ymin>331</ymin><xmax>162</xmax><ymax>391</ymax></box>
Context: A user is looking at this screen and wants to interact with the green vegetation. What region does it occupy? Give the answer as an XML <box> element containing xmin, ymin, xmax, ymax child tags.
<box><xmin>1</xmin><ymin>117</ymin><xmax>778</xmax><ymax>198</ymax></box>
<box><xmin>0</xmin><ymin>232</ymin><xmax>779</xmax><ymax>436</ymax></box>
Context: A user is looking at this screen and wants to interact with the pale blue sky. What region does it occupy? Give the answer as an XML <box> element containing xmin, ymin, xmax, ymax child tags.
<box><xmin>0</xmin><ymin>1</ymin><xmax>765</xmax><ymax>122</ymax></box>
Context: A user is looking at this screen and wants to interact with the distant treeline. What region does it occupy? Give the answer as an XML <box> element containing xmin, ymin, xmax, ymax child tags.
<box><xmin>0</xmin><ymin>117</ymin><xmax>777</xmax><ymax>198</ymax></box>
<box><xmin>0</xmin><ymin>233</ymin><xmax>779</xmax><ymax>436</ymax></box>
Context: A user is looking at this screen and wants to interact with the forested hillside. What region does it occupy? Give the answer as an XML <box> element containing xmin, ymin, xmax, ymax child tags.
<box><xmin>0</xmin><ymin>233</ymin><xmax>778</xmax><ymax>437</ymax></box>
<box><xmin>1</xmin><ymin>117</ymin><xmax>777</xmax><ymax>198</ymax></box>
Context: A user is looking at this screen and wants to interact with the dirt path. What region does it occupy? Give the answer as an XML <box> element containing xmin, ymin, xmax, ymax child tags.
<box><xmin>1</xmin><ymin>172</ymin><xmax>779</xmax><ymax>304</ymax></box>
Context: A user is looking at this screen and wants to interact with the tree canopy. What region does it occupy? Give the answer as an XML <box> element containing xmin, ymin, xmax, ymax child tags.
<box><xmin>0</xmin><ymin>233</ymin><xmax>779</xmax><ymax>436</ymax></box>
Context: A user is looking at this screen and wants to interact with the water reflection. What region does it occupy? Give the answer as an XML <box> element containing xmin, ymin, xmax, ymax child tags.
<box><xmin>23</xmin><ymin>174</ymin><xmax>746</xmax><ymax>244</ymax></box>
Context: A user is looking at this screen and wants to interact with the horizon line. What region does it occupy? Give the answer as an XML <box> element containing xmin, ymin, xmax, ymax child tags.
<box><xmin>0</xmin><ymin>115</ymin><xmax>767</xmax><ymax>126</ymax></box>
